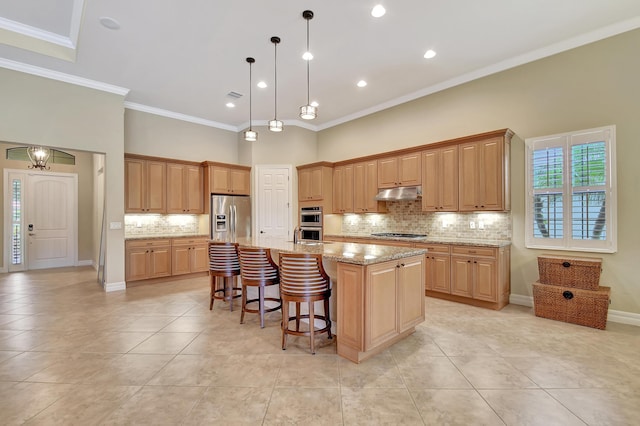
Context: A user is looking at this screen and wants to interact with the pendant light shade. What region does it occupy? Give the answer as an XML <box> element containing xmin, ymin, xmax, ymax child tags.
<box><xmin>300</xmin><ymin>10</ymin><xmax>317</xmax><ymax>120</ymax></box>
<box><xmin>27</xmin><ymin>146</ymin><xmax>51</xmax><ymax>170</ymax></box>
<box><xmin>268</xmin><ymin>36</ymin><xmax>284</xmax><ymax>132</ymax></box>
<box><xmin>244</xmin><ymin>57</ymin><xmax>258</xmax><ymax>142</ymax></box>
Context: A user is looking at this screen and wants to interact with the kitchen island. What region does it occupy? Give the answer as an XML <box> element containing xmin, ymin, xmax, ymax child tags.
<box><xmin>233</xmin><ymin>236</ymin><xmax>427</xmax><ymax>363</ymax></box>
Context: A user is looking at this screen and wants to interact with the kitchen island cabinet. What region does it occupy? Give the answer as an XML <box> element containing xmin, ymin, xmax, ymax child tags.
<box><xmin>233</xmin><ymin>236</ymin><xmax>426</xmax><ymax>363</ymax></box>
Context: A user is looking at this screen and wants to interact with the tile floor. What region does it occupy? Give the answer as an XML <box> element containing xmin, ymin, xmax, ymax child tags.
<box><xmin>0</xmin><ymin>266</ymin><xmax>639</xmax><ymax>425</ymax></box>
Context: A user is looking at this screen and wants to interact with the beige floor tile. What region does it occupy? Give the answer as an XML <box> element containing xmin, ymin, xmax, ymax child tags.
<box><xmin>451</xmin><ymin>356</ymin><xmax>539</xmax><ymax>389</ymax></box>
<box><xmin>128</xmin><ymin>332</ymin><xmax>198</xmax><ymax>354</ymax></box>
<box><xmin>399</xmin><ymin>357</ymin><xmax>473</xmax><ymax>390</ymax></box>
<box><xmin>0</xmin><ymin>330</ymin><xmax>54</xmax><ymax>351</ymax></box>
<box><xmin>0</xmin><ymin>314</ymin><xmax>29</xmax><ymax>326</ymax></box>
<box><xmin>504</xmin><ymin>356</ymin><xmax>599</xmax><ymax>388</ymax></box>
<box><xmin>276</xmin><ymin>354</ymin><xmax>339</xmax><ymax>388</ymax></box>
<box><xmin>0</xmin><ymin>351</ymin><xmax>69</xmax><ymax>381</ymax></box>
<box><xmin>25</xmin><ymin>352</ymin><xmax>121</xmax><ymax>383</ymax></box>
<box><xmin>547</xmin><ymin>388</ymin><xmax>640</xmax><ymax>426</ymax></box>
<box><xmin>411</xmin><ymin>389</ymin><xmax>505</xmax><ymax>425</ymax></box>
<box><xmin>24</xmin><ymin>384</ymin><xmax>141</xmax><ymax>425</ymax></box>
<box><xmin>341</xmin><ymin>387</ymin><xmax>423</xmax><ymax>425</ymax></box>
<box><xmin>183</xmin><ymin>386</ymin><xmax>271</xmax><ymax>425</ymax></box>
<box><xmin>0</xmin><ymin>381</ymin><xmax>74</xmax><ymax>425</ymax></box>
<box><xmin>117</xmin><ymin>315</ymin><xmax>178</xmax><ymax>332</ymax></box>
<box><xmin>77</xmin><ymin>331</ymin><xmax>154</xmax><ymax>353</ymax></box>
<box><xmin>158</xmin><ymin>315</ymin><xmax>216</xmax><ymax>332</ymax></box>
<box><xmin>0</xmin><ymin>349</ymin><xmax>21</xmax><ymax>363</ymax></box>
<box><xmin>263</xmin><ymin>387</ymin><xmax>342</xmax><ymax>425</ymax></box>
<box><xmin>83</xmin><ymin>353</ymin><xmax>174</xmax><ymax>385</ymax></box>
<box><xmin>339</xmin><ymin>352</ymin><xmax>406</xmax><ymax>388</ymax></box>
<box><xmin>99</xmin><ymin>385</ymin><xmax>205</xmax><ymax>425</ymax></box>
<box><xmin>145</xmin><ymin>354</ymin><xmax>217</xmax><ymax>386</ymax></box>
<box><xmin>480</xmin><ymin>389</ymin><xmax>585</xmax><ymax>425</ymax></box>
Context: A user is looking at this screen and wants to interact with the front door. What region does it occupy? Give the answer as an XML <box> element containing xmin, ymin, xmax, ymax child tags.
<box><xmin>26</xmin><ymin>173</ymin><xmax>77</xmax><ymax>270</ymax></box>
<box><xmin>255</xmin><ymin>165</ymin><xmax>292</xmax><ymax>238</ymax></box>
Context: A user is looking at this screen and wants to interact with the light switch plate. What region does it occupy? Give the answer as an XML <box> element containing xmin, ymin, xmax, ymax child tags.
<box><xmin>109</xmin><ymin>221</ymin><xmax>122</xmax><ymax>230</ymax></box>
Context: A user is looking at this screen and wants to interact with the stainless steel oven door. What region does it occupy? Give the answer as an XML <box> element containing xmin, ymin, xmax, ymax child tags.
<box><xmin>300</xmin><ymin>206</ymin><xmax>322</xmax><ymax>227</ymax></box>
<box><xmin>300</xmin><ymin>226</ymin><xmax>322</xmax><ymax>241</ymax></box>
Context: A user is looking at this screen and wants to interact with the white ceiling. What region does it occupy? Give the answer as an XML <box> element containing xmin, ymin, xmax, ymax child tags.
<box><xmin>1</xmin><ymin>1</ymin><xmax>640</xmax><ymax>131</ymax></box>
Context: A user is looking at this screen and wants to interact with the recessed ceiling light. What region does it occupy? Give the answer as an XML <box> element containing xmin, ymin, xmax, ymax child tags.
<box><xmin>302</xmin><ymin>51</ymin><xmax>313</xmax><ymax>61</ymax></box>
<box><xmin>311</xmin><ymin>101</ymin><xmax>319</xmax><ymax>107</ymax></box>
<box><xmin>225</xmin><ymin>102</ymin><xmax>235</xmax><ymax>108</ymax></box>
<box><xmin>371</xmin><ymin>5</ymin><xmax>386</xmax><ymax>18</ymax></box>
<box><xmin>257</xmin><ymin>81</ymin><xmax>267</xmax><ymax>88</ymax></box>
<box><xmin>357</xmin><ymin>80</ymin><xmax>367</xmax><ymax>88</ymax></box>
<box><xmin>424</xmin><ymin>49</ymin><xmax>437</xmax><ymax>59</ymax></box>
<box><xmin>99</xmin><ymin>17</ymin><xmax>121</xmax><ymax>30</ymax></box>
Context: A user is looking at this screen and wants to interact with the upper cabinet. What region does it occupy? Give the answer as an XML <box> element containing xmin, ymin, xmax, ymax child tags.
<box><xmin>333</xmin><ymin>164</ymin><xmax>354</xmax><ymax>214</ymax></box>
<box><xmin>354</xmin><ymin>160</ymin><xmax>387</xmax><ymax>213</ymax></box>
<box><xmin>166</xmin><ymin>163</ymin><xmax>204</xmax><ymax>214</ymax></box>
<box><xmin>297</xmin><ymin>163</ymin><xmax>333</xmax><ymax>210</ymax></box>
<box><xmin>204</xmin><ymin>163</ymin><xmax>251</xmax><ymax>196</ymax></box>
<box><xmin>377</xmin><ymin>153</ymin><xmax>421</xmax><ymax>188</ymax></box>
<box><xmin>125</xmin><ymin>157</ymin><xmax>166</xmax><ymax>213</ymax></box>
<box><xmin>459</xmin><ymin>132</ymin><xmax>512</xmax><ymax>211</ymax></box>
<box><xmin>422</xmin><ymin>146</ymin><xmax>458</xmax><ymax>212</ymax></box>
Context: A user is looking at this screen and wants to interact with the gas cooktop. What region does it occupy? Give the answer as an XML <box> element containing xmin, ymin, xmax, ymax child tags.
<box><xmin>371</xmin><ymin>232</ymin><xmax>428</xmax><ymax>239</ymax></box>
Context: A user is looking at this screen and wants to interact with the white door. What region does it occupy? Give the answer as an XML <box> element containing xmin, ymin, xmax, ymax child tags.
<box><xmin>255</xmin><ymin>165</ymin><xmax>292</xmax><ymax>238</ymax></box>
<box><xmin>26</xmin><ymin>173</ymin><xmax>77</xmax><ymax>269</ymax></box>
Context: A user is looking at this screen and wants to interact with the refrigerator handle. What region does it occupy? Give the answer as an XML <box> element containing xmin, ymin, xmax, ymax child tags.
<box><xmin>231</xmin><ymin>205</ymin><xmax>236</xmax><ymax>239</ymax></box>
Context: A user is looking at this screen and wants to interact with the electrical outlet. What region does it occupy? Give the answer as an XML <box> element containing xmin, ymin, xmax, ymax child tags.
<box><xmin>469</xmin><ymin>221</ymin><xmax>475</xmax><ymax>229</ymax></box>
<box><xmin>478</xmin><ymin>221</ymin><xmax>485</xmax><ymax>229</ymax></box>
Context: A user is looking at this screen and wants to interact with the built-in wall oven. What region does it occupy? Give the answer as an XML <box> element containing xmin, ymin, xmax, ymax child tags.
<box><xmin>300</xmin><ymin>206</ymin><xmax>322</xmax><ymax>241</ymax></box>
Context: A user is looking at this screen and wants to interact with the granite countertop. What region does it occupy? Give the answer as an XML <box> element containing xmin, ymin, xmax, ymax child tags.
<box><xmin>324</xmin><ymin>233</ymin><xmax>512</xmax><ymax>248</ymax></box>
<box><xmin>125</xmin><ymin>233</ymin><xmax>209</xmax><ymax>241</ymax></box>
<box><xmin>230</xmin><ymin>236</ymin><xmax>427</xmax><ymax>266</ymax></box>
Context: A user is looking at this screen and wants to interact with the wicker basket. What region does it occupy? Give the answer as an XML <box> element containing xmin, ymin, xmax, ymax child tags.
<box><xmin>533</xmin><ymin>281</ymin><xmax>610</xmax><ymax>330</ymax></box>
<box><xmin>537</xmin><ymin>255</ymin><xmax>602</xmax><ymax>290</ymax></box>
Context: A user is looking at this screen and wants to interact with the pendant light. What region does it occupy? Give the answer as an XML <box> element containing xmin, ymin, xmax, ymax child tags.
<box><xmin>27</xmin><ymin>146</ymin><xmax>51</xmax><ymax>170</ymax></box>
<box><xmin>268</xmin><ymin>36</ymin><xmax>283</xmax><ymax>132</ymax></box>
<box><xmin>244</xmin><ymin>57</ymin><xmax>258</xmax><ymax>142</ymax></box>
<box><xmin>300</xmin><ymin>10</ymin><xmax>317</xmax><ymax>120</ymax></box>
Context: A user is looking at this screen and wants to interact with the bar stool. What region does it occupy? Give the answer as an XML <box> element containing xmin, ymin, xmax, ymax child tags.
<box><xmin>237</xmin><ymin>246</ymin><xmax>282</xmax><ymax>328</ymax></box>
<box><xmin>208</xmin><ymin>242</ymin><xmax>241</xmax><ymax>311</ymax></box>
<box><xmin>278</xmin><ymin>252</ymin><xmax>332</xmax><ymax>354</ymax></box>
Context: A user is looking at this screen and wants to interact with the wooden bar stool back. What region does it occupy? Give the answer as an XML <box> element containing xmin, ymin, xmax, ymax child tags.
<box><xmin>237</xmin><ymin>246</ymin><xmax>282</xmax><ymax>328</ymax></box>
<box><xmin>278</xmin><ymin>252</ymin><xmax>332</xmax><ymax>354</ymax></box>
<box><xmin>208</xmin><ymin>242</ymin><xmax>241</xmax><ymax>311</ymax></box>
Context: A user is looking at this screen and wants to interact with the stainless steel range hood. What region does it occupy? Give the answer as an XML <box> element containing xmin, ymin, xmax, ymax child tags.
<box><xmin>375</xmin><ymin>186</ymin><xmax>422</xmax><ymax>201</ymax></box>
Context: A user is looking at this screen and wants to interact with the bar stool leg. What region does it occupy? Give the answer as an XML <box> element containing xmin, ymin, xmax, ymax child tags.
<box><xmin>309</xmin><ymin>301</ymin><xmax>315</xmax><ymax>355</ymax></box>
<box><xmin>209</xmin><ymin>275</ymin><xmax>215</xmax><ymax>310</ymax></box>
<box><xmin>282</xmin><ymin>301</ymin><xmax>289</xmax><ymax>350</ymax></box>
<box><xmin>295</xmin><ymin>302</ymin><xmax>301</xmax><ymax>332</ymax></box>
<box><xmin>259</xmin><ymin>287</ymin><xmax>265</xmax><ymax>328</ymax></box>
<box><xmin>325</xmin><ymin>297</ymin><xmax>332</xmax><ymax>339</ymax></box>
<box><xmin>240</xmin><ymin>282</ymin><xmax>247</xmax><ymax>324</ymax></box>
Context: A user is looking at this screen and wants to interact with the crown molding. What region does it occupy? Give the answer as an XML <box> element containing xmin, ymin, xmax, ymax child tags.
<box><xmin>0</xmin><ymin>58</ymin><xmax>129</xmax><ymax>96</ymax></box>
<box><xmin>124</xmin><ymin>102</ymin><xmax>238</xmax><ymax>132</ymax></box>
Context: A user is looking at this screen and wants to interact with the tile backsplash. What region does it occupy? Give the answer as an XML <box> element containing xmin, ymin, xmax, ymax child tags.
<box><xmin>124</xmin><ymin>214</ymin><xmax>201</xmax><ymax>236</ymax></box>
<box><xmin>340</xmin><ymin>200</ymin><xmax>511</xmax><ymax>240</ymax></box>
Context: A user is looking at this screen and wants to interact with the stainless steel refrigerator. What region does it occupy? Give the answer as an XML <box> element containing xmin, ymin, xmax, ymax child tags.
<box><xmin>210</xmin><ymin>194</ymin><xmax>251</xmax><ymax>241</ymax></box>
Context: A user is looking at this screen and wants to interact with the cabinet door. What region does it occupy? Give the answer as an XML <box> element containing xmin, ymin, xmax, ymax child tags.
<box><xmin>298</xmin><ymin>168</ymin><xmax>312</xmax><ymax>200</ymax></box>
<box><xmin>398</xmin><ymin>153</ymin><xmax>421</xmax><ymax>186</ymax></box>
<box><xmin>354</xmin><ymin>161</ymin><xmax>383</xmax><ymax>213</ymax></box>
<box><xmin>430</xmin><ymin>254</ymin><xmax>451</xmax><ymax>294</ymax></box>
<box><xmin>478</xmin><ymin>137</ymin><xmax>503</xmax><ymax>210</ymax></box>
<box><xmin>191</xmin><ymin>244</ymin><xmax>210</xmax><ymax>272</ymax></box>
<box><xmin>377</xmin><ymin>157</ymin><xmax>398</xmax><ymax>188</ymax></box>
<box><xmin>473</xmin><ymin>258</ymin><xmax>498</xmax><ymax>302</ymax></box>
<box><xmin>146</xmin><ymin>161</ymin><xmax>167</xmax><ymax>213</ymax></box>
<box><xmin>421</xmin><ymin>150</ymin><xmax>439</xmax><ymax>212</ymax></box>
<box><xmin>125</xmin><ymin>248</ymin><xmax>149</xmax><ymax>281</ymax></box>
<box><xmin>365</xmin><ymin>260</ymin><xmax>398</xmax><ymax>350</ymax></box>
<box><xmin>440</xmin><ymin>146</ymin><xmax>459</xmax><ymax>211</ymax></box>
<box><xmin>459</xmin><ymin>143</ymin><xmax>479</xmax><ymax>211</ymax></box>
<box><xmin>185</xmin><ymin>165</ymin><xmax>204</xmax><ymax>212</ymax></box>
<box><xmin>149</xmin><ymin>246</ymin><xmax>171</xmax><ymax>278</ymax></box>
<box><xmin>333</xmin><ymin>165</ymin><xmax>354</xmax><ymax>213</ymax></box>
<box><xmin>171</xmin><ymin>245</ymin><xmax>191</xmax><ymax>276</ymax></box>
<box><xmin>166</xmin><ymin>163</ymin><xmax>186</xmax><ymax>214</ymax></box>
<box><xmin>309</xmin><ymin>167</ymin><xmax>324</xmax><ymax>200</ymax></box>
<box><xmin>398</xmin><ymin>256</ymin><xmax>425</xmax><ymax>332</ymax></box>
<box><xmin>450</xmin><ymin>256</ymin><xmax>474</xmax><ymax>297</ymax></box>
<box><xmin>210</xmin><ymin>166</ymin><xmax>230</xmax><ymax>194</ymax></box>
<box><xmin>125</xmin><ymin>159</ymin><xmax>145</xmax><ymax>212</ymax></box>
<box><xmin>230</xmin><ymin>168</ymin><xmax>250</xmax><ymax>195</ymax></box>
<box><xmin>337</xmin><ymin>263</ymin><xmax>365</xmax><ymax>352</ymax></box>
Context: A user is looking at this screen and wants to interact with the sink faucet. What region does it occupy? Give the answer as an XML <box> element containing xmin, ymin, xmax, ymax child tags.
<box><xmin>293</xmin><ymin>226</ymin><xmax>300</xmax><ymax>244</ymax></box>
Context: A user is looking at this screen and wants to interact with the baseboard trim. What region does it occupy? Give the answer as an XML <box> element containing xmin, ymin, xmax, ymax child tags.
<box><xmin>509</xmin><ymin>294</ymin><xmax>640</xmax><ymax>327</ymax></box>
<box><xmin>77</xmin><ymin>260</ymin><xmax>93</xmax><ymax>267</ymax></box>
<box><xmin>0</xmin><ymin>266</ymin><xmax>7</xmax><ymax>273</ymax></box>
<box><xmin>104</xmin><ymin>281</ymin><xmax>126</xmax><ymax>292</ymax></box>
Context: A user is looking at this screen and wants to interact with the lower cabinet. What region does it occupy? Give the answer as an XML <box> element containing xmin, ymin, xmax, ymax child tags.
<box><xmin>125</xmin><ymin>239</ymin><xmax>172</xmax><ymax>281</ymax></box>
<box><xmin>420</xmin><ymin>244</ymin><xmax>451</xmax><ymax>293</ymax></box>
<box><xmin>337</xmin><ymin>255</ymin><xmax>425</xmax><ymax>363</ymax></box>
<box><xmin>171</xmin><ymin>238</ymin><xmax>209</xmax><ymax>276</ymax></box>
<box><xmin>125</xmin><ymin>237</ymin><xmax>209</xmax><ymax>283</ymax></box>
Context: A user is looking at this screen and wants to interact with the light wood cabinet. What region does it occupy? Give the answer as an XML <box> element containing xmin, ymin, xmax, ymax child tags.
<box><xmin>166</xmin><ymin>163</ymin><xmax>204</xmax><ymax>214</ymax></box>
<box><xmin>354</xmin><ymin>160</ymin><xmax>387</xmax><ymax>213</ymax></box>
<box><xmin>205</xmin><ymin>164</ymin><xmax>250</xmax><ymax>196</ymax></box>
<box><xmin>377</xmin><ymin>153</ymin><xmax>421</xmax><ymax>188</ymax></box>
<box><xmin>297</xmin><ymin>163</ymin><xmax>334</xmax><ymax>211</ymax></box>
<box><xmin>125</xmin><ymin>158</ymin><xmax>166</xmax><ymax>213</ymax></box>
<box><xmin>337</xmin><ymin>255</ymin><xmax>425</xmax><ymax>362</ymax></box>
<box><xmin>171</xmin><ymin>237</ymin><xmax>209</xmax><ymax>276</ymax></box>
<box><xmin>125</xmin><ymin>239</ymin><xmax>172</xmax><ymax>282</ymax></box>
<box><xmin>333</xmin><ymin>164</ymin><xmax>354</xmax><ymax>213</ymax></box>
<box><xmin>459</xmin><ymin>135</ymin><xmax>511</xmax><ymax>211</ymax></box>
<box><xmin>416</xmin><ymin>243</ymin><xmax>451</xmax><ymax>293</ymax></box>
<box><xmin>422</xmin><ymin>146</ymin><xmax>458</xmax><ymax>212</ymax></box>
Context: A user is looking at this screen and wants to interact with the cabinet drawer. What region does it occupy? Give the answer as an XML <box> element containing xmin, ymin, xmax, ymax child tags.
<box><xmin>126</xmin><ymin>239</ymin><xmax>171</xmax><ymax>248</ymax></box>
<box><xmin>414</xmin><ymin>243</ymin><xmax>450</xmax><ymax>254</ymax></box>
<box><xmin>451</xmin><ymin>246</ymin><xmax>496</xmax><ymax>258</ymax></box>
<box><xmin>172</xmin><ymin>237</ymin><xmax>209</xmax><ymax>247</ymax></box>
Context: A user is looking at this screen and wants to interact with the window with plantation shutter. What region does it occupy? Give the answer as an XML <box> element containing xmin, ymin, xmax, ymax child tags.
<box><xmin>525</xmin><ymin>126</ymin><xmax>617</xmax><ymax>253</ymax></box>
